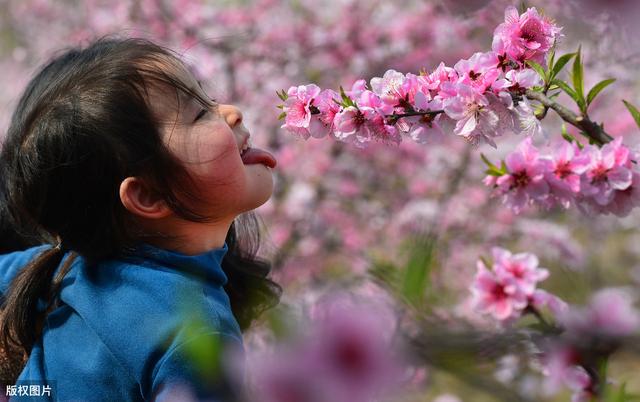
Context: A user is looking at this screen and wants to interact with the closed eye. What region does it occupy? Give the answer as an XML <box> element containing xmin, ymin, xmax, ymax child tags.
<box><xmin>194</xmin><ymin>108</ymin><xmax>208</xmax><ymax>122</ymax></box>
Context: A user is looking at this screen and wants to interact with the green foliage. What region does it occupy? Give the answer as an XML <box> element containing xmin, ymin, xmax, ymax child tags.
<box><xmin>480</xmin><ymin>153</ymin><xmax>507</xmax><ymax>177</ymax></box>
<box><xmin>401</xmin><ymin>234</ymin><xmax>437</xmax><ymax>307</ymax></box>
<box><xmin>587</xmin><ymin>79</ymin><xmax>616</xmax><ymax>107</ymax></box>
<box><xmin>604</xmin><ymin>382</ymin><xmax>640</xmax><ymax>402</ymax></box>
<box><xmin>526</xmin><ymin>60</ymin><xmax>546</xmax><ymax>82</ymax></box>
<box><xmin>571</xmin><ymin>46</ymin><xmax>585</xmax><ymax>112</ymax></box>
<box><xmin>338</xmin><ymin>86</ymin><xmax>357</xmax><ymax>108</ymax></box>
<box><xmin>623</xmin><ymin>100</ymin><xmax>640</xmax><ymax>130</ymax></box>
<box><xmin>550</xmin><ymin>52</ymin><xmax>576</xmax><ymax>82</ymax></box>
<box><xmin>180</xmin><ymin>316</ymin><xmax>224</xmax><ymax>382</ymax></box>
<box><xmin>278</xmin><ymin>111</ymin><xmax>286</xmax><ymax>120</ymax></box>
<box><xmin>276</xmin><ymin>89</ymin><xmax>288</xmax><ymax>101</ymax></box>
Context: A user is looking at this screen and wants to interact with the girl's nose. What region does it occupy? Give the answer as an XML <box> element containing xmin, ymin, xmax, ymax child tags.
<box><xmin>220</xmin><ymin>104</ymin><xmax>243</xmax><ymax>129</ymax></box>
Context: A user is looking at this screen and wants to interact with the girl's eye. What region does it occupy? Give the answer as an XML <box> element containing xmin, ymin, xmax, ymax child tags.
<box><xmin>194</xmin><ymin>108</ymin><xmax>208</xmax><ymax>122</ymax></box>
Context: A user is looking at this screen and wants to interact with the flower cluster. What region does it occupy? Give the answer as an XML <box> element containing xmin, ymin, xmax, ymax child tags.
<box><xmin>484</xmin><ymin>137</ymin><xmax>640</xmax><ymax>216</ymax></box>
<box><xmin>542</xmin><ymin>288</ymin><xmax>640</xmax><ymax>402</ymax></box>
<box><xmin>471</xmin><ymin>247</ymin><xmax>565</xmax><ymax>322</ymax></box>
<box><xmin>280</xmin><ymin>6</ymin><xmax>560</xmax><ymax>148</ymax></box>
<box><xmin>245</xmin><ymin>299</ymin><xmax>403</xmax><ymax>402</ymax></box>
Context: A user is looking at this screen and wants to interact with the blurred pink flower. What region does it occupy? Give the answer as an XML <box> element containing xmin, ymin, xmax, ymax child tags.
<box><xmin>560</xmin><ymin>288</ymin><xmax>640</xmax><ymax>338</ymax></box>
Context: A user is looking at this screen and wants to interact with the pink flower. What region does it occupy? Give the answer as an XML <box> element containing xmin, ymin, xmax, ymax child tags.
<box><xmin>443</xmin><ymin>84</ymin><xmax>501</xmax><ymax>147</ymax></box>
<box><xmin>495</xmin><ymin>137</ymin><xmax>550</xmax><ymax>214</ymax></box>
<box><xmin>311</xmin><ymin>89</ymin><xmax>341</xmax><ymax>139</ymax></box>
<box><xmin>492</xmin><ymin>68</ymin><xmax>541</xmax><ymax>94</ymax></box>
<box><xmin>531</xmin><ymin>289</ymin><xmax>569</xmax><ymax>318</ymax></box>
<box><xmin>606</xmin><ymin>171</ymin><xmax>640</xmax><ymax>217</ymax></box>
<box><xmin>492</xmin><ymin>6</ymin><xmax>561</xmax><ymax>64</ymax></box>
<box><xmin>543</xmin><ymin>142</ymin><xmax>591</xmax><ymax>207</ymax></box>
<box><xmin>580</xmin><ymin>138</ymin><xmax>633</xmax><ymax>206</ymax></box>
<box><xmin>561</xmin><ymin>288</ymin><xmax>640</xmax><ymax>338</ymax></box>
<box><xmin>471</xmin><ymin>260</ymin><xmax>528</xmax><ymax>321</ymax></box>
<box><xmin>454</xmin><ymin>51</ymin><xmax>501</xmax><ymax>93</ymax></box>
<box><xmin>282</xmin><ymin>84</ymin><xmax>322</xmax><ymax>139</ymax></box>
<box><xmin>403</xmin><ymin>91</ymin><xmax>444</xmax><ymax>144</ymax></box>
<box><xmin>370</xmin><ymin>69</ymin><xmax>418</xmax><ymax>110</ymax></box>
<box><xmin>333</xmin><ymin>106</ymin><xmax>400</xmax><ymax>147</ymax></box>
<box><xmin>542</xmin><ymin>345</ymin><xmax>593</xmax><ymax>402</ymax></box>
<box><xmin>491</xmin><ymin>247</ymin><xmax>549</xmax><ymax>295</ymax></box>
<box><xmin>418</xmin><ymin>62</ymin><xmax>458</xmax><ymax>95</ymax></box>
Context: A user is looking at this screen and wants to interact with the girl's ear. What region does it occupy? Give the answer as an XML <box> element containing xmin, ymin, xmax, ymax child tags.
<box><xmin>119</xmin><ymin>177</ymin><xmax>172</xmax><ymax>219</ymax></box>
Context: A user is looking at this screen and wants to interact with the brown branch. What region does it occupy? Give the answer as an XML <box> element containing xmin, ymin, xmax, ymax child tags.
<box><xmin>525</xmin><ymin>89</ymin><xmax>614</xmax><ymax>146</ymax></box>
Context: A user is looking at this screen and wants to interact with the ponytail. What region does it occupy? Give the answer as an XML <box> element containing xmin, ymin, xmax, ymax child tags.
<box><xmin>0</xmin><ymin>245</ymin><xmax>75</xmax><ymax>385</ymax></box>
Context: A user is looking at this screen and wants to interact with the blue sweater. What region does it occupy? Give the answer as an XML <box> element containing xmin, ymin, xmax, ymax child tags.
<box><xmin>0</xmin><ymin>243</ymin><xmax>244</xmax><ymax>401</ymax></box>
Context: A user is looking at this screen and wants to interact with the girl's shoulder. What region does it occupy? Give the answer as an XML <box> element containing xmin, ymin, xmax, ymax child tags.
<box><xmin>0</xmin><ymin>245</ymin><xmax>50</xmax><ymax>295</ymax></box>
<box><xmin>53</xmin><ymin>243</ymin><xmax>242</xmax><ymax>398</ymax></box>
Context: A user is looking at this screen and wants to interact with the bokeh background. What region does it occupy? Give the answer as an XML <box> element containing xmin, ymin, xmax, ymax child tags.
<box><xmin>1</xmin><ymin>1</ymin><xmax>639</xmax><ymax>400</ymax></box>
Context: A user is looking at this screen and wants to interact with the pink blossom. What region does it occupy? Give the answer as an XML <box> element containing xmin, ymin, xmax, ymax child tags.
<box><xmin>492</xmin><ymin>6</ymin><xmax>561</xmax><ymax>64</ymax></box>
<box><xmin>282</xmin><ymin>84</ymin><xmax>322</xmax><ymax>139</ymax></box>
<box><xmin>418</xmin><ymin>62</ymin><xmax>458</xmax><ymax>95</ymax></box>
<box><xmin>443</xmin><ymin>84</ymin><xmax>501</xmax><ymax>146</ymax></box>
<box><xmin>333</xmin><ymin>106</ymin><xmax>400</xmax><ymax>147</ymax></box>
<box><xmin>492</xmin><ymin>68</ymin><xmax>541</xmax><ymax>94</ymax></box>
<box><xmin>561</xmin><ymin>288</ymin><xmax>640</xmax><ymax>338</ymax></box>
<box><xmin>495</xmin><ymin>137</ymin><xmax>550</xmax><ymax>214</ymax></box>
<box><xmin>403</xmin><ymin>91</ymin><xmax>444</xmax><ymax>144</ymax></box>
<box><xmin>491</xmin><ymin>247</ymin><xmax>549</xmax><ymax>295</ymax></box>
<box><xmin>454</xmin><ymin>51</ymin><xmax>501</xmax><ymax>93</ymax></box>
<box><xmin>530</xmin><ymin>289</ymin><xmax>569</xmax><ymax>318</ymax></box>
<box><xmin>543</xmin><ymin>142</ymin><xmax>591</xmax><ymax>207</ymax></box>
<box><xmin>370</xmin><ymin>69</ymin><xmax>418</xmax><ymax>109</ymax></box>
<box><xmin>311</xmin><ymin>89</ymin><xmax>341</xmax><ymax>139</ymax></box>
<box><xmin>580</xmin><ymin>138</ymin><xmax>633</xmax><ymax>206</ymax></box>
<box><xmin>542</xmin><ymin>345</ymin><xmax>593</xmax><ymax>402</ymax></box>
<box><xmin>606</xmin><ymin>171</ymin><xmax>640</xmax><ymax>216</ymax></box>
<box><xmin>471</xmin><ymin>260</ymin><xmax>528</xmax><ymax>321</ymax></box>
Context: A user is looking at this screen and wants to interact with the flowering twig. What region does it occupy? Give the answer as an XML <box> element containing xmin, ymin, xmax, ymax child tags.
<box><xmin>525</xmin><ymin>89</ymin><xmax>613</xmax><ymax>146</ymax></box>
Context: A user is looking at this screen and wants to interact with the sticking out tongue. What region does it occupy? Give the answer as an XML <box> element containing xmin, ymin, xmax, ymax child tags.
<box><xmin>241</xmin><ymin>147</ymin><xmax>277</xmax><ymax>168</ymax></box>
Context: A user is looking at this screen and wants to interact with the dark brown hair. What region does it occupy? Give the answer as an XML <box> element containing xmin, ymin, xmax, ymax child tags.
<box><xmin>0</xmin><ymin>37</ymin><xmax>281</xmax><ymax>384</ymax></box>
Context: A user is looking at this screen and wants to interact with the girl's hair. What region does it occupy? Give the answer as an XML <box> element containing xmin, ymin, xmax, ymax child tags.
<box><xmin>0</xmin><ymin>37</ymin><xmax>281</xmax><ymax>384</ymax></box>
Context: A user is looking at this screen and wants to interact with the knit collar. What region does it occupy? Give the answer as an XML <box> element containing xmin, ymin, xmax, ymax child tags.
<box><xmin>125</xmin><ymin>242</ymin><xmax>229</xmax><ymax>287</ymax></box>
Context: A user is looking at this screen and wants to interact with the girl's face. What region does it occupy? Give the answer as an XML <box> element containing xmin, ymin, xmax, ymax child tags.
<box><xmin>148</xmin><ymin>66</ymin><xmax>276</xmax><ymax>221</ymax></box>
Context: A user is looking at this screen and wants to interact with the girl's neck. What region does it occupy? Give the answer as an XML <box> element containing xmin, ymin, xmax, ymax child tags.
<box><xmin>137</xmin><ymin>215</ymin><xmax>232</xmax><ymax>255</ymax></box>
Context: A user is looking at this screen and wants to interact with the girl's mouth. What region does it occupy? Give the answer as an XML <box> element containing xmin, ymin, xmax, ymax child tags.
<box><xmin>240</xmin><ymin>141</ymin><xmax>277</xmax><ymax>168</ymax></box>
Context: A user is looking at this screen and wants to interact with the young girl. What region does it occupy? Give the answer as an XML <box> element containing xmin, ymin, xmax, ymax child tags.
<box><xmin>0</xmin><ymin>37</ymin><xmax>281</xmax><ymax>401</ymax></box>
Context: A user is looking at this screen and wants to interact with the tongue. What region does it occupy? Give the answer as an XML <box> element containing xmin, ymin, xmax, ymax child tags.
<box><xmin>241</xmin><ymin>147</ymin><xmax>277</xmax><ymax>168</ymax></box>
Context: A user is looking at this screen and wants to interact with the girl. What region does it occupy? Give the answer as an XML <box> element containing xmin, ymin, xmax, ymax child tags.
<box><xmin>0</xmin><ymin>37</ymin><xmax>281</xmax><ymax>401</ymax></box>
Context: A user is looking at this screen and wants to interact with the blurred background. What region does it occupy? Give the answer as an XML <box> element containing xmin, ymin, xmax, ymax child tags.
<box><xmin>1</xmin><ymin>1</ymin><xmax>639</xmax><ymax>400</ymax></box>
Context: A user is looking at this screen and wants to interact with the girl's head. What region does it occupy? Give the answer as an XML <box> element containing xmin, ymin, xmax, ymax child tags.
<box><xmin>0</xmin><ymin>37</ymin><xmax>281</xmax><ymax>381</ymax></box>
<box><xmin>1</xmin><ymin>37</ymin><xmax>276</xmax><ymax>258</ymax></box>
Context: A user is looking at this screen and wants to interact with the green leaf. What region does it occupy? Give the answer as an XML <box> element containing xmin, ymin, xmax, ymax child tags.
<box><xmin>276</xmin><ymin>89</ymin><xmax>288</xmax><ymax>101</ymax></box>
<box><xmin>552</xmin><ymin>79</ymin><xmax>580</xmax><ymax>104</ymax></box>
<box><xmin>338</xmin><ymin>86</ymin><xmax>356</xmax><ymax>108</ymax></box>
<box><xmin>623</xmin><ymin>100</ymin><xmax>640</xmax><ymax>130</ymax></box>
<box><xmin>551</xmin><ymin>52</ymin><xmax>576</xmax><ymax>79</ymax></box>
<box><xmin>526</xmin><ymin>60</ymin><xmax>547</xmax><ymax>82</ymax></box>
<box><xmin>571</xmin><ymin>46</ymin><xmax>585</xmax><ymax>111</ymax></box>
<box><xmin>401</xmin><ymin>235</ymin><xmax>437</xmax><ymax>307</ymax></box>
<box><xmin>587</xmin><ymin>78</ymin><xmax>616</xmax><ymax>106</ymax></box>
<box><xmin>278</xmin><ymin>111</ymin><xmax>286</xmax><ymax>120</ymax></box>
<box><xmin>480</xmin><ymin>153</ymin><xmax>496</xmax><ymax>169</ymax></box>
<box><xmin>547</xmin><ymin>47</ymin><xmax>556</xmax><ymax>72</ymax></box>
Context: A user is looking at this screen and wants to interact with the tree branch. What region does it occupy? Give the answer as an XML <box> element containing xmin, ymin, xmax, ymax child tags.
<box><xmin>525</xmin><ymin>89</ymin><xmax>614</xmax><ymax>146</ymax></box>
